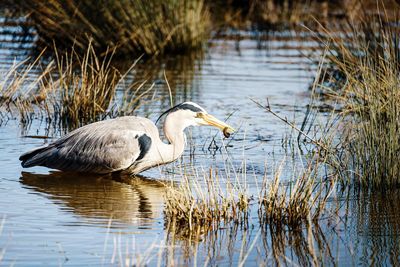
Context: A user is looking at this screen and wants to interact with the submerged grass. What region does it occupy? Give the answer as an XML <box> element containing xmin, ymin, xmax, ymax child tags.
<box><xmin>9</xmin><ymin>0</ymin><xmax>210</xmax><ymax>56</ymax></box>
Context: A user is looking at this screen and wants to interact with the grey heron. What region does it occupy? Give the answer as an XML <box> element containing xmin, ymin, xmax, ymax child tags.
<box><xmin>20</xmin><ymin>102</ymin><xmax>234</xmax><ymax>174</ymax></box>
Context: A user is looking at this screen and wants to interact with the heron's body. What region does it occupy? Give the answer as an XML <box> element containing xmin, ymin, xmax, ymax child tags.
<box><xmin>21</xmin><ymin>117</ymin><xmax>170</xmax><ymax>173</ymax></box>
<box><xmin>20</xmin><ymin>102</ymin><xmax>234</xmax><ymax>174</ymax></box>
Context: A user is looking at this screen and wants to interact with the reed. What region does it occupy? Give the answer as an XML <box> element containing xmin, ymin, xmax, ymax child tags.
<box><xmin>315</xmin><ymin>9</ymin><xmax>400</xmax><ymax>188</ymax></box>
<box><xmin>11</xmin><ymin>0</ymin><xmax>210</xmax><ymax>56</ymax></box>
<box><xmin>163</xmin><ymin>167</ymin><xmax>250</xmax><ymax>232</ymax></box>
<box><xmin>149</xmin><ymin>158</ymin><xmax>337</xmax><ymax>265</ymax></box>
<box><xmin>0</xmin><ymin>52</ymin><xmax>53</xmax><ymax>124</ymax></box>
<box><xmin>0</xmin><ymin>45</ymin><xmax>151</xmax><ymax>130</ymax></box>
<box><xmin>258</xmin><ymin>157</ymin><xmax>336</xmax><ymax>227</ymax></box>
<box><xmin>48</xmin><ymin>45</ymin><xmax>120</xmax><ymax>128</ymax></box>
<box><xmin>164</xmin><ymin>152</ymin><xmax>336</xmax><ymax>235</ymax></box>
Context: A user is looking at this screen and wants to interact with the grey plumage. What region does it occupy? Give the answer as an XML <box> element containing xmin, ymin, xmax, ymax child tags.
<box><xmin>20</xmin><ymin>117</ymin><xmax>156</xmax><ymax>174</ymax></box>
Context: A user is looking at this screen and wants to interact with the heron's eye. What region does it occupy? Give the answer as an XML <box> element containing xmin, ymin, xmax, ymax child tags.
<box><xmin>196</xmin><ymin>112</ymin><xmax>205</xmax><ymax>118</ymax></box>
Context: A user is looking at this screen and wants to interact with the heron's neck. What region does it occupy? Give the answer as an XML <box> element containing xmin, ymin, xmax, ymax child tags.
<box><xmin>159</xmin><ymin>121</ymin><xmax>187</xmax><ymax>164</ymax></box>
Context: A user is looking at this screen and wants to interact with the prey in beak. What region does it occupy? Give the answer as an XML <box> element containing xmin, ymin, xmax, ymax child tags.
<box><xmin>196</xmin><ymin>113</ymin><xmax>235</xmax><ymax>138</ymax></box>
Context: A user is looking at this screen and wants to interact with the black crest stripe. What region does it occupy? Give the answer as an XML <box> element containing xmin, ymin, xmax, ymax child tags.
<box><xmin>156</xmin><ymin>103</ymin><xmax>203</xmax><ymax>124</ymax></box>
<box><xmin>176</xmin><ymin>103</ymin><xmax>203</xmax><ymax>113</ymax></box>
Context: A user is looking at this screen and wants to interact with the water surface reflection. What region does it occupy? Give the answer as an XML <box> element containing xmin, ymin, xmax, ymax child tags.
<box><xmin>352</xmin><ymin>189</ymin><xmax>400</xmax><ymax>265</ymax></box>
<box><xmin>20</xmin><ymin>172</ymin><xmax>166</xmax><ymax>227</ymax></box>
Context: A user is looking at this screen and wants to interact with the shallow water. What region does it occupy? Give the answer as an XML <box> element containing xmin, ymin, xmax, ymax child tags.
<box><xmin>1</xmin><ymin>18</ymin><xmax>400</xmax><ymax>266</ymax></box>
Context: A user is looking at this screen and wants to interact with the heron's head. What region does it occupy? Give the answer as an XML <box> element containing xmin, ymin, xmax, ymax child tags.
<box><xmin>157</xmin><ymin>102</ymin><xmax>235</xmax><ymax>137</ymax></box>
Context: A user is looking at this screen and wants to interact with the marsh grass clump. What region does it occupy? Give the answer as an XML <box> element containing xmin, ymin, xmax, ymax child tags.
<box><xmin>161</xmin><ymin>159</ymin><xmax>338</xmax><ymax>265</ymax></box>
<box><xmin>315</xmin><ymin>11</ymin><xmax>400</xmax><ymax>188</ymax></box>
<box><xmin>343</xmin><ymin>58</ymin><xmax>400</xmax><ymax>188</ymax></box>
<box><xmin>49</xmin><ymin>45</ymin><xmax>120</xmax><ymax>128</ymax></box>
<box><xmin>0</xmin><ymin>53</ymin><xmax>53</xmax><ymax>124</ymax></box>
<box><xmin>0</xmin><ymin>45</ymin><xmax>150</xmax><ymax>130</ymax></box>
<box><xmin>11</xmin><ymin>0</ymin><xmax>210</xmax><ymax>56</ymax></box>
<box><xmin>164</xmin><ymin>151</ymin><xmax>336</xmax><ymax>236</ymax></box>
<box><xmin>164</xmin><ymin>167</ymin><xmax>250</xmax><ymax>232</ymax></box>
<box><xmin>258</xmin><ymin>158</ymin><xmax>335</xmax><ymax>227</ymax></box>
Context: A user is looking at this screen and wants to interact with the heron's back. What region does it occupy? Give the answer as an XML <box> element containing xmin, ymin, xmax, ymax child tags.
<box><xmin>20</xmin><ymin>116</ymin><xmax>159</xmax><ymax>173</ymax></box>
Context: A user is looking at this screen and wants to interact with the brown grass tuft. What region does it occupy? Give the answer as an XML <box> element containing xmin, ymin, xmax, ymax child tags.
<box><xmin>315</xmin><ymin>7</ymin><xmax>400</xmax><ymax>188</ymax></box>
<box><xmin>10</xmin><ymin>0</ymin><xmax>211</xmax><ymax>56</ymax></box>
<box><xmin>258</xmin><ymin>157</ymin><xmax>336</xmax><ymax>227</ymax></box>
<box><xmin>0</xmin><ymin>45</ymin><xmax>151</xmax><ymax>130</ymax></box>
<box><xmin>164</xmin><ymin>167</ymin><xmax>250</xmax><ymax>232</ymax></box>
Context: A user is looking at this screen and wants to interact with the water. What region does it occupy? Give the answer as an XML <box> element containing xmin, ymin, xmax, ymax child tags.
<box><xmin>1</xmin><ymin>18</ymin><xmax>400</xmax><ymax>266</ymax></box>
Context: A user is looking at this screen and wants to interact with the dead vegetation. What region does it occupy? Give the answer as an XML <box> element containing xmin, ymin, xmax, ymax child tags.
<box><xmin>0</xmin><ymin>44</ymin><xmax>152</xmax><ymax>130</ymax></box>
<box><xmin>7</xmin><ymin>0</ymin><xmax>211</xmax><ymax>56</ymax></box>
<box><xmin>163</xmin><ymin>149</ymin><xmax>337</xmax><ymax>236</ymax></box>
<box><xmin>312</xmin><ymin>4</ymin><xmax>400</xmax><ymax>189</ymax></box>
<box><xmin>163</xmin><ymin>167</ymin><xmax>250</xmax><ymax>232</ymax></box>
<box><xmin>258</xmin><ymin>158</ymin><xmax>335</xmax><ymax>227</ymax></box>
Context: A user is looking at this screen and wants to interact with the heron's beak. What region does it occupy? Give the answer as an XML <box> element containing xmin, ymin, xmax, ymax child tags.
<box><xmin>201</xmin><ymin>114</ymin><xmax>235</xmax><ymax>138</ymax></box>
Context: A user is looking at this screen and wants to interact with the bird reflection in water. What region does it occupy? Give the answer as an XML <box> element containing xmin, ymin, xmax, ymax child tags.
<box><xmin>20</xmin><ymin>171</ymin><xmax>166</xmax><ymax>227</ymax></box>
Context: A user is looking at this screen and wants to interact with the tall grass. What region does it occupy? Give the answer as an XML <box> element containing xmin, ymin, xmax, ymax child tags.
<box><xmin>316</xmin><ymin>10</ymin><xmax>400</xmax><ymax>188</ymax></box>
<box><xmin>164</xmin><ymin>167</ymin><xmax>250</xmax><ymax>232</ymax></box>
<box><xmin>10</xmin><ymin>0</ymin><xmax>210</xmax><ymax>56</ymax></box>
<box><xmin>157</xmin><ymin>155</ymin><xmax>338</xmax><ymax>265</ymax></box>
<box><xmin>0</xmin><ymin>45</ymin><xmax>151</xmax><ymax>130</ymax></box>
<box><xmin>0</xmin><ymin>51</ymin><xmax>53</xmax><ymax>124</ymax></box>
<box><xmin>258</xmin><ymin>158</ymin><xmax>335</xmax><ymax>227</ymax></box>
<box><xmin>50</xmin><ymin>45</ymin><xmax>120</xmax><ymax>128</ymax></box>
<box><xmin>164</xmin><ymin>153</ymin><xmax>336</xmax><ymax>234</ymax></box>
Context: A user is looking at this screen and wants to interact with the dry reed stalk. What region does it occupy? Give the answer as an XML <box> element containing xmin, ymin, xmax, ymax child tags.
<box><xmin>258</xmin><ymin>157</ymin><xmax>336</xmax><ymax>227</ymax></box>
<box><xmin>49</xmin><ymin>44</ymin><xmax>120</xmax><ymax>128</ymax></box>
<box><xmin>0</xmin><ymin>44</ymin><xmax>151</xmax><ymax>130</ymax></box>
<box><xmin>313</xmin><ymin>7</ymin><xmax>400</xmax><ymax>188</ymax></box>
<box><xmin>0</xmin><ymin>50</ymin><xmax>54</xmax><ymax>123</ymax></box>
<box><xmin>163</xmin><ymin>166</ymin><xmax>250</xmax><ymax>232</ymax></box>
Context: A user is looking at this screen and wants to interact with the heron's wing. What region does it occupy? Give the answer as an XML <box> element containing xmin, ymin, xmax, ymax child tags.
<box><xmin>20</xmin><ymin>117</ymin><xmax>156</xmax><ymax>173</ymax></box>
